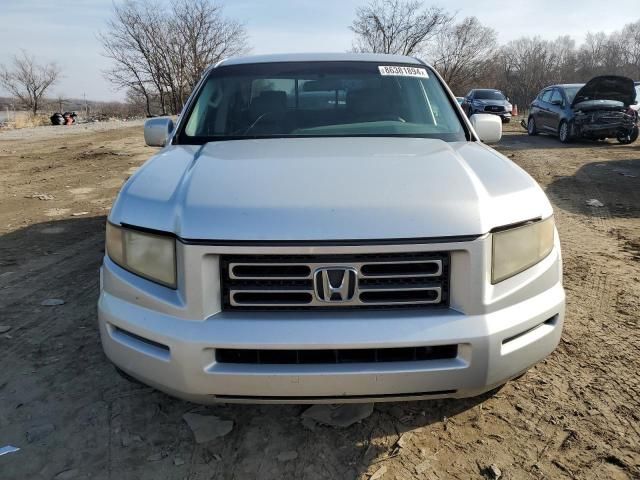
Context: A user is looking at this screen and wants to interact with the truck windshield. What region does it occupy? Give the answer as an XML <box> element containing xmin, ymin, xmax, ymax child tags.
<box><xmin>178</xmin><ymin>61</ymin><xmax>466</xmax><ymax>143</ymax></box>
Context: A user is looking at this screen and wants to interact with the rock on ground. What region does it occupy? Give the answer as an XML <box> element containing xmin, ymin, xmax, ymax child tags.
<box><xmin>301</xmin><ymin>403</ymin><xmax>374</xmax><ymax>428</ymax></box>
<box><xmin>182</xmin><ymin>412</ymin><xmax>233</xmax><ymax>443</ymax></box>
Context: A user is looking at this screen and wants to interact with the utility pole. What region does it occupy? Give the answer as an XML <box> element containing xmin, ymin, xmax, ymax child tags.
<box><xmin>84</xmin><ymin>92</ymin><xmax>88</xmax><ymax>119</ymax></box>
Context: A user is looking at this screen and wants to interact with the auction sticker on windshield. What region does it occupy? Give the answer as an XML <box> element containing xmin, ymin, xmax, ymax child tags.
<box><xmin>378</xmin><ymin>65</ymin><xmax>429</xmax><ymax>78</ymax></box>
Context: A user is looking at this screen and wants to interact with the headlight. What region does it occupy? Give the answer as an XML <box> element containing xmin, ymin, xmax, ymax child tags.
<box><xmin>505</xmin><ymin>104</ymin><xmax>512</xmax><ymax>112</ymax></box>
<box><xmin>491</xmin><ymin>216</ymin><xmax>555</xmax><ymax>284</ymax></box>
<box><xmin>106</xmin><ymin>223</ymin><xmax>177</xmax><ymax>288</ymax></box>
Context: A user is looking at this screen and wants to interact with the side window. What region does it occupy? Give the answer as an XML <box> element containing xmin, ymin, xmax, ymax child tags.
<box><xmin>541</xmin><ymin>89</ymin><xmax>553</xmax><ymax>103</ymax></box>
<box><xmin>466</xmin><ymin>91</ymin><xmax>473</xmax><ymax>99</ymax></box>
<box><xmin>550</xmin><ymin>89</ymin><xmax>563</xmax><ymax>105</ymax></box>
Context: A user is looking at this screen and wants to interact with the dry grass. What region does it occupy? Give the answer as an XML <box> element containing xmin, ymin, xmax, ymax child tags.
<box><xmin>9</xmin><ymin>113</ymin><xmax>50</xmax><ymax>129</ymax></box>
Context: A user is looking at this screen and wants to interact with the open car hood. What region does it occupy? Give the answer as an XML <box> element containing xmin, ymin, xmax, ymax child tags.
<box><xmin>572</xmin><ymin>75</ymin><xmax>636</xmax><ymax>107</ymax></box>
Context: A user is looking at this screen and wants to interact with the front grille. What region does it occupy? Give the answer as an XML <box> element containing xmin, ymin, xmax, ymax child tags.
<box><xmin>215</xmin><ymin>344</ymin><xmax>458</xmax><ymax>364</ymax></box>
<box><xmin>221</xmin><ymin>252</ymin><xmax>449</xmax><ymax>310</ymax></box>
<box><xmin>484</xmin><ymin>105</ymin><xmax>505</xmax><ymax>112</ymax></box>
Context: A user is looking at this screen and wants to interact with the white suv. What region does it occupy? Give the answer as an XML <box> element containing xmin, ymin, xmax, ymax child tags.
<box><xmin>98</xmin><ymin>53</ymin><xmax>565</xmax><ymax>404</ymax></box>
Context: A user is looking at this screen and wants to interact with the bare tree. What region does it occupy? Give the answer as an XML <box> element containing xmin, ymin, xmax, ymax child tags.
<box><xmin>99</xmin><ymin>1</ymin><xmax>169</xmax><ymax>116</ymax></box>
<box><xmin>549</xmin><ymin>35</ymin><xmax>578</xmax><ymax>84</ymax></box>
<box><xmin>350</xmin><ymin>0</ymin><xmax>451</xmax><ymax>55</ymax></box>
<box><xmin>0</xmin><ymin>51</ymin><xmax>60</xmax><ymax>115</ymax></box>
<box><xmin>494</xmin><ymin>37</ymin><xmax>560</xmax><ymax>107</ymax></box>
<box><xmin>429</xmin><ymin>17</ymin><xmax>497</xmax><ymax>93</ymax></box>
<box><xmin>100</xmin><ymin>0</ymin><xmax>249</xmax><ymax>116</ymax></box>
<box><xmin>348</xmin><ymin>3</ymin><xmax>640</xmax><ymax>108</ymax></box>
<box><xmin>619</xmin><ymin>20</ymin><xmax>640</xmax><ymax>78</ymax></box>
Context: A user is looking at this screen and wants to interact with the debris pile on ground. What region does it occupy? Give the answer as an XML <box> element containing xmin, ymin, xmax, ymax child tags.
<box><xmin>50</xmin><ymin>112</ymin><xmax>78</xmax><ymax>126</ymax></box>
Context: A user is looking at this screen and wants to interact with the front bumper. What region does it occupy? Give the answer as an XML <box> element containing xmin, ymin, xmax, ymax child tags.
<box><xmin>493</xmin><ymin>112</ymin><xmax>512</xmax><ymax>122</ymax></box>
<box><xmin>98</xmin><ymin>235</ymin><xmax>565</xmax><ymax>404</ymax></box>
<box><xmin>471</xmin><ymin>108</ymin><xmax>511</xmax><ymax>121</ymax></box>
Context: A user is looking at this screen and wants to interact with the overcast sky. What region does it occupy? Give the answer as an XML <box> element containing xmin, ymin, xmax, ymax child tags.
<box><xmin>1</xmin><ymin>0</ymin><xmax>638</xmax><ymax>101</ymax></box>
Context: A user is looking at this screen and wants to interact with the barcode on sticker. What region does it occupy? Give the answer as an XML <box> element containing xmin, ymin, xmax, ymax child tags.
<box><xmin>378</xmin><ymin>66</ymin><xmax>429</xmax><ymax>78</ymax></box>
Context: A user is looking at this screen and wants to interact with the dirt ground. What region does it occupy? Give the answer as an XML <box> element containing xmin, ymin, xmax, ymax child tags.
<box><xmin>0</xmin><ymin>120</ymin><xmax>639</xmax><ymax>480</ymax></box>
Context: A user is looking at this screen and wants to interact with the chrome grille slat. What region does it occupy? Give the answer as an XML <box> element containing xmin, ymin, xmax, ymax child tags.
<box><xmin>229</xmin><ymin>259</ymin><xmax>442</xmax><ymax>279</ymax></box>
<box><xmin>222</xmin><ymin>252</ymin><xmax>449</xmax><ymax>310</ymax></box>
<box><xmin>229</xmin><ymin>262</ymin><xmax>313</xmax><ymax>279</ymax></box>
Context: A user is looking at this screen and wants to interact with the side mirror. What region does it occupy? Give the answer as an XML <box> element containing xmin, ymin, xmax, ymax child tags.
<box><xmin>144</xmin><ymin>117</ymin><xmax>174</xmax><ymax>147</ymax></box>
<box><xmin>470</xmin><ymin>113</ymin><xmax>502</xmax><ymax>143</ymax></box>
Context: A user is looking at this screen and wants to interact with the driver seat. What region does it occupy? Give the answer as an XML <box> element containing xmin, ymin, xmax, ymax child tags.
<box><xmin>247</xmin><ymin>91</ymin><xmax>287</xmax><ymax>134</ymax></box>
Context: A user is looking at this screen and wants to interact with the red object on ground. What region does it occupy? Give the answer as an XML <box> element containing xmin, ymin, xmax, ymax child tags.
<box><xmin>65</xmin><ymin>116</ymin><xmax>73</xmax><ymax>125</ymax></box>
<box><xmin>513</xmin><ymin>104</ymin><xmax>519</xmax><ymax>117</ymax></box>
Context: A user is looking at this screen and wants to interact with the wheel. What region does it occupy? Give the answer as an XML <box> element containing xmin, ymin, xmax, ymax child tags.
<box><xmin>617</xmin><ymin>125</ymin><xmax>639</xmax><ymax>144</ymax></box>
<box><xmin>527</xmin><ymin>116</ymin><xmax>538</xmax><ymax>136</ymax></box>
<box><xmin>502</xmin><ymin>117</ymin><xmax>511</xmax><ymax>124</ymax></box>
<box><xmin>558</xmin><ymin>121</ymin><xmax>571</xmax><ymax>143</ymax></box>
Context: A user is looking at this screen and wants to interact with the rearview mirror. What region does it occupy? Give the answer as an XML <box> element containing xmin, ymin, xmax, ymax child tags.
<box><xmin>144</xmin><ymin>117</ymin><xmax>175</xmax><ymax>147</ymax></box>
<box><xmin>470</xmin><ymin>114</ymin><xmax>502</xmax><ymax>143</ymax></box>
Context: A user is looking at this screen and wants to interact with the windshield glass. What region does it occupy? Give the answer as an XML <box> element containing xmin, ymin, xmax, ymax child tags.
<box><xmin>563</xmin><ymin>86</ymin><xmax>582</xmax><ymax>103</ymax></box>
<box><xmin>179</xmin><ymin>61</ymin><xmax>466</xmax><ymax>143</ymax></box>
<box><xmin>474</xmin><ymin>90</ymin><xmax>505</xmax><ymax>100</ymax></box>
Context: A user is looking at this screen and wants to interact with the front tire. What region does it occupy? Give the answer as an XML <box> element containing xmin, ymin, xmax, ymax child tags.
<box><xmin>558</xmin><ymin>121</ymin><xmax>571</xmax><ymax>143</ymax></box>
<box><xmin>527</xmin><ymin>116</ymin><xmax>538</xmax><ymax>136</ymax></box>
<box><xmin>617</xmin><ymin>125</ymin><xmax>639</xmax><ymax>144</ymax></box>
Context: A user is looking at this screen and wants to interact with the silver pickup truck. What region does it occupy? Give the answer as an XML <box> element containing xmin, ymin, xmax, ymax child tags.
<box><xmin>98</xmin><ymin>53</ymin><xmax>565</xmax><ymax>404</ymax></box>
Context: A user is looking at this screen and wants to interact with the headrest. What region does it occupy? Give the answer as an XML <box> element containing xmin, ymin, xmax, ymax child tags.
<box><xmin>249</xmin><ymin>90</ymin><xmax>287</xmax><ymax>121</ymax></box>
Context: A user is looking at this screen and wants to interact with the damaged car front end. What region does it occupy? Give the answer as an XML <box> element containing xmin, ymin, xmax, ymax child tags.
<box><xmin>527</xmin><ymin>75</ymin><xmax>639</xmax><ymax>144</ymax></box>
<box><xmin>571</xmin><ymin>76</ymin><xmax>638</xmax><ymax>144</ymax></box>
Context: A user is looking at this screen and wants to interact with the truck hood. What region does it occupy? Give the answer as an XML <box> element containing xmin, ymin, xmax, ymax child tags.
<box><xmin>572</xmin><ymin>75</ymin><xmax>636</xmax><ymax>107</ymax></box>
<box><xmin>110</xmin><ymin>137</ymin><xmax>552</xmax><ymax>241</ymax></box>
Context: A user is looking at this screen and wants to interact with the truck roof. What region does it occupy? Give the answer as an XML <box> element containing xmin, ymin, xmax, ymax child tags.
<box><xmin>217</xmin><ymin>52</ymin><xmax>425</xmax><ymax>67</ymax></box>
